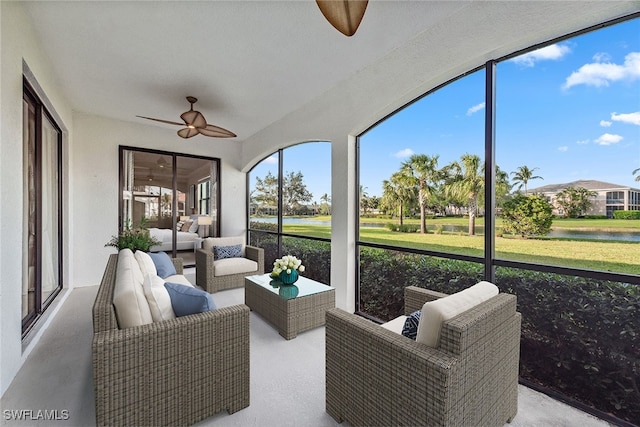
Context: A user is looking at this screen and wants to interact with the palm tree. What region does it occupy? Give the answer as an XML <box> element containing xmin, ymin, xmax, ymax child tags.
<box><xmin>633</xmin><ymin>167</ymin><xmax>640</xmax><ymax>182</ymax></box>
<box><xmin>381</xmin><ymin>171</ymin><xmax>415</xmax><ymax>225</ymax></box>
<box><xmin>511</xmin><ymin>166</ymin><xmax>543</xmax><ymax>195</ymax></box>
<box><xmin>401</xmin><ymin>154</ymin><xmax>440</xmax><ymax>233</ymax></box>
<box><xmin>446</xmin><ymin>154</ymin><xmax>484</xmax><ymax>236</ymax></box>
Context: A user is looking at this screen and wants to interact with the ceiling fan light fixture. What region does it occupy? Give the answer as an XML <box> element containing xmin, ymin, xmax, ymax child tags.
<box><xmin>316</xmin><ymin>0</ymin><xmax>368</xmax><ymax>37</ymax></box>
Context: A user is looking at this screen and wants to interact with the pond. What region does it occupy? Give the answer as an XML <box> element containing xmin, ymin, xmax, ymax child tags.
<box><xmin>251</xmin><ymin>217</ymin><xmax>640</xmax><ymax>242</ymax></box>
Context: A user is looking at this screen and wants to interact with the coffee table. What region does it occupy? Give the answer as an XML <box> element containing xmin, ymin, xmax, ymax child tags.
<box><xmin>244</xmin><ymin>273</ymin><xmax>335</xmax><ymax>340</ymax></box>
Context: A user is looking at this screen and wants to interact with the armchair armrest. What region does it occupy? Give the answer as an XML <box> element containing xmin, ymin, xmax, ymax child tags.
<box><xmin>245</xmin><ymin>245</ymin><xmax>264</xmax><ymax>273</ymax></box>
<box><xmin>93</xmin><ymin>304</ymin><xmax>250</xmax><ymax>426</ymax></box>
<box><xmin>326</xmin><ymin>307</ymin><xmax>460</xmax><ymax>426</ymax></box>
<box><xmin>171</xmin><ymin>257</ymin><xmax>184</xmax><ymax>275</ymax></box>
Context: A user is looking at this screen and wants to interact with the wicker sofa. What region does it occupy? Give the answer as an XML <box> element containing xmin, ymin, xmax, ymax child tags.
<box><xmin>92</xmin><ymin>250</ymin><xmax>250</xmax><ymax>426</ymax></box>
<box><xmin>326</xmin><ymin>285</ymin><xmax>521</xmax><ymax>427</ymax></box>
<box><xmin>195</xmin><ymin>236</ymin><xmax>264</xmax><ymax>293</ymax></box>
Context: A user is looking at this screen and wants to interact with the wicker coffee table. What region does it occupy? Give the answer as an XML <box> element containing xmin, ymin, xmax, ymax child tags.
<box><xmin>244</xmin><ymin>273</ymin><xmax>335</xmax><ymax>340</ymax></box>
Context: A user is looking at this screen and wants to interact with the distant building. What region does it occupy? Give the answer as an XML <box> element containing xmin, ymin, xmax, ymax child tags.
<box><xmin>528</xmin><ymin>180</ymin><xmax>640</xmax><ymax>218</ymax></box>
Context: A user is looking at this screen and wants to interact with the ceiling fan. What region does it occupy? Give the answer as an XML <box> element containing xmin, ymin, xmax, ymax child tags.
<box><xmin>137</xmin><ymin>96</ymin><xmax>236</xmax><ymax>139</ymax></box>
<box><xmin>316</xmin><ymin>0</ymin><xmax>368</xmax><ymax>37</ymax></box>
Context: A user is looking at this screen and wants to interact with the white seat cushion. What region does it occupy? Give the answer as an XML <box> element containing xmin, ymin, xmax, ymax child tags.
<box><xmin>164</xmin><ymin>274</ymin><xmax>194</xmax><ymax>287</ymax></box>
<box><xmin>135</xmin><ymin>250</ymin><xmax>157</xmax><ymax>276</ymax></box>
<box><xmin>381</xmin><ymin>315</ymin><xmax>408</xmax><ymax>335</ymax></box>
<box><xmin>113</xmin><ymin>249</ymin><xmax>153</xmax><ymax>328</ymax></box>
<box><xmin>214</xmin><ymin>257</ymin><xmax>258</xmax><ymax>276</ymax></box>
<box><xmin>142</xmin><ymin>273</ymin><xmax>176</xmax><ymax>322</ymax></box>
<box><xmin>416</xmin><ymin>281</ymin><xmax>499</xmax><ymax>347</ymax></box>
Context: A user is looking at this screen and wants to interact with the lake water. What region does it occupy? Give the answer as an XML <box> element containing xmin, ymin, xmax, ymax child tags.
<box><xmin>251</xmin><ymin>217</ymin><xmax>640</xmax><ymax>242</ymax></box>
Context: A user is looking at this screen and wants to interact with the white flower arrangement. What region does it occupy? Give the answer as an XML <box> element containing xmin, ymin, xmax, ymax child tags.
<box><xmin>271</xmin><ymin>255</ymin><xmax>305</xmax><ymax>277</ymax></box>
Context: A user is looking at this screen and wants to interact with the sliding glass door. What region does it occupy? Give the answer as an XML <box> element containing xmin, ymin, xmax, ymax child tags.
<box><xmin>23</xmin><ymin>81</ymin><xmax>63</xmax><ymax>336</ymax></box>
<box><xmin>119</xmin><ymin>147</ymin><xmax>220</xmax><ymax>261</ymax></box>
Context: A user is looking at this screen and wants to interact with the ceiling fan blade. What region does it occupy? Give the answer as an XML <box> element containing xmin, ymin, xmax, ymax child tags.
<box><xmin>136</xmin><ymin>115</ymin><xmax>184</xmax><ymax>126</ymax></box>
<box><xmin>198</xmin><ymin>124</ymin><xmax>237</xmax><ymax>138</ymax></box>
<box><xmin>177</xmin><ymin>127</ymin><xmax>199</xmax><ymax>139</ymax></box>
<box><xmin>180</xmin><ymin>110</ymin><xmax>207</xmax><ymax>129</ymax></box>
<box><xmin>316</xmin><ymin>0</ymin><xmax>368</xmax><ymax>37</ymax></box>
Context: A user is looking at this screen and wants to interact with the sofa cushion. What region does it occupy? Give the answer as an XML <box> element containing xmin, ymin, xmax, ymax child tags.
<box><xmin>142</xmin><ymin>273</ymin><xmax>176</xmax><ymax>322</ymax></box>
<box><xmin>164</xmin><ymin>274</ymin><xmax>194</xmax><ymax>287</ymax></box>
<box><xmin>113</xmin><ymin>249</ymin><xmax>153</xmax><ymax>328</ymax></box>
<box><xmin>135</xmin><ymin>250</ymin><xmax>157</xmax><ymax>277</ymax></box>
<box><xmin>402</xmin><ymin>310</ymin><xmax>421</xmax><ymax>340</ymax></box>
<box><xmin>188</xmin><ymin>218</ymin><xmax>199</xmax><ymax>233</ymax></box>
<box><xmin>214</xmin><ymin>244</ymin><xmax>243</xmax><ymax>260</ymax></box>
<box><xmin>214</xmin><ymin>258</ymin><xmax>258</xmax><ymax>277</ymax></box>
<box><xmin>380</xmin><ymin>315</ymin><xmax>407</xmax><ymax>335</ymax></box>
<box><xmin>416</xmin><ymin>281</ymin><xmax>499</xmax><ymax>347</ymax></box>
<box><xmin>148</xmin><ymin>251</ymin><xmax>177</xmax><ymax>278</ymax></box>
<box><xmin>203</xmin><ymin>236</ymin><xmax>245</xmax><ymax>257</ymax></box>
<box><xmin>164</xmin><ymin>282</ymin><xmax>216</xmax><ymax>317</ymax></box>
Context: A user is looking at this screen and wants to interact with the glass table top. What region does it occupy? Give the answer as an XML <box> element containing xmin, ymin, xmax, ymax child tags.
<box><xmin>245</xmin><ymin>273</ymin><xmax>334</xmax><ymax>300</ymax></box>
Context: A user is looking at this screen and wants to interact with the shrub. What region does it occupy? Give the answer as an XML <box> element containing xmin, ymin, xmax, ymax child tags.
<box><xmin>104</xmin><ymin>218</ymin><xmax>160</xmax><ymax>251</ymax></box>
<box><xmin>613</xmin><ymin>210</ymin><xmax>640</xmax><ymax>220</ymax></box>
<box><xmin>501</xmin><ymin>194</ymin><xmax>553</xmax><ymax>237</ymax></box>
<box><xmin>385</xmin><ymin>223</ymin><xmax>420</xmax><ymax>233</ymax></box>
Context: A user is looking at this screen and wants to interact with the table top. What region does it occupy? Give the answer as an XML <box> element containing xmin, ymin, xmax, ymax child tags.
<box><xmin>245</xmin><ymin>273</ymin><xmax>334</xmax><ymax>300</ymax></box>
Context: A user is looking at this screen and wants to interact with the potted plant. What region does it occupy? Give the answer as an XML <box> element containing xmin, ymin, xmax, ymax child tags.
<box><xmin>105</xmin><ymin>217</ymin><xmax>161</xmax><ymax>252</ymax></box>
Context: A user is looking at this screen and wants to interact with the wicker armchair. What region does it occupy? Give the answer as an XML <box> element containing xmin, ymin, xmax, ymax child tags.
<box><xmin>92</xmin><ymin>254</ymin><xmax>250</xmax><ymax>426</ymax></box>
<box><xmin>196</xmin><ymin>236</ymin><xmax>264</xmax><ymax>293</ymax></box>
<box><xmin>326</xmin><ymin>285</ymin><xmax>521</xmax><ymax>427</ymax></box>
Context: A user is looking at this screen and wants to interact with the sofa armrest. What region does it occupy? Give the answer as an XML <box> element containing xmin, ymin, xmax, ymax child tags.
<box><xmin>93</xmin><ymin>304</ymin><xmax>250</xmax><ymax>426</ymax></box>
<box><xmin>326</xmin><ymin>307</ymin><xmax>459</xmax><ymax>426</ymax></box>
<box><xmin>245</xmin><ymin>245</ymin><xmax>265</xmax><ymax>274</ymax></box>
<box><xmin>404</xmin><ymin>286</ymin><xmax>448</xmax><ymax>314</ymax></box>
<box><xmin>171</xmin><ymin>257</ymin><xmax>184</xmax><ymax>275</ymax></box>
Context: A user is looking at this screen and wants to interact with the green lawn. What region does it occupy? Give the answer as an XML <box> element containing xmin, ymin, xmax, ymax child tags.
<box><xmin>278</xmin><ymin>216</ymin><xmax>639</xmax><ymax>275</ymax></box>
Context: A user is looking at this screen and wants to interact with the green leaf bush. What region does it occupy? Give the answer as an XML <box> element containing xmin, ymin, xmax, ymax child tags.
<box><xmin>105</xmin><ymin>218</ymin><xmax>161</xmax><ymax>252</ymax></box>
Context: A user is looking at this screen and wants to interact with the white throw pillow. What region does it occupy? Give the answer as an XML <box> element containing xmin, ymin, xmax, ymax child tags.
<box><xmin>142</xmin><ymin>273</ymin><xmax>176</xmax><ymax>322</ymax></box>
<box><xmin>188</xmin><ymin>218</ymin><xmax>199</xmax><ymax>233</ymax></box>
<box><xmin>135</xmin><ymin>250</ymin><xmax>157</xmax><ymax>277</ymax></box>
<box><xmin>416</xmin><ymin>281</ymin><xmax>499</xmax><ymax>347</ymax></box>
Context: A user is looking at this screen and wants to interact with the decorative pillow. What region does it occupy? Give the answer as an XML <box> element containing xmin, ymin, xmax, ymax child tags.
<box><xmin>181</xmin><ymin>221</ymin><xmax>193</xmax><ymax>232</ymax></box>
<box><xmin>148</xmin><ymin>252</ymin><xmax>177</xmax><ymax>279</ymax></box>
<box><xmin>164</xmin><ymin>282</ymin><xmax>216</xmax><ymax>317</ymax></box>
<box><xmin>176</xmin><ymin>220</ymin><xmax>185</xmax><ymax>231</ymax></box>
<box><xmin>188</xmin><ymin>219</ymin><xmax>199</xmax><ymax>233</ymax></box>
<box><xmin>143</xmin><ymin>273</ymin><xmax>176</xmax><ymax>321</ymax></box>
<box><xmin>135</xmin><ymin>250</ymin><xmax>157</xmax><ymax>277</ymax></box>
<box><xmin>401</xmin><ymin>310</ymin><xmax>421</xmax><ymax>340</ymax></box>
<box><xmin>214</xmin><ymin>244</ymin><xmax>243</xmax><ymax>260</ymax></box>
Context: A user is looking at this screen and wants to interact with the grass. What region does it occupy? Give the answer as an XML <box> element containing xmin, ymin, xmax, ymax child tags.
<box><xmin>278</xmin><ymin>216</ymin><xmax>640</xmax><ymax>275</ymax></box>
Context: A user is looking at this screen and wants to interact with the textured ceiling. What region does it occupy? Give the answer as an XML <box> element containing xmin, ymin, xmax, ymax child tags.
<box><xmin>22</xmin><ymin>1</ymin><xmax>640</xmax><ymax>157</ymax></box>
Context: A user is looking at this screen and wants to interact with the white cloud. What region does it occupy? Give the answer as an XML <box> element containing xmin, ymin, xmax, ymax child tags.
<box><xmin>594</xmin><ymin>133</ymin><xmax>623</xmax><ymax>146</ymax></box>
<box><xmin>511</xmin><ymin>43</ymin><xmax>571</xmax><ymax>67</ymax></box>
<box><xmin>264</xmin><ymin>155</ymin><xmax>278</xmax><ymax>164</ymax></box>
<box><xmin>563</xmin><ymin>51</ymin><xmax>640</xmax><ymax>89</ymax></box>
<box><xmin>576</xmin><ymin>139</ymin><xmax>590</xmax><ymax>145</ymax></box>
<box><xmin>393</xmin><ymin>148</ymin><xmax>414</xmax><ymax>158</ymax></box>
<box><xmin>466</xmin><ymin>102</ymin><xmax>485</xmax><ymax>116</ymax></box>
<box><xmin>558</xmin><ymin>146</ymin><xmax>569</xmax><ymax>152</ymax></box>
<box><xmin>600</xmin><ymin>120</ymin><xmax>612</xmax><ymax>127</ymax></box>
<box><xmin>593</xmin><ymin>52</ymin><xmax>611</xmax><ymax>62</ymax></box>
<box><xmin>611</xmin><ymin>111</ymin><xmax>640</xmax><ymax>126</ymax></box>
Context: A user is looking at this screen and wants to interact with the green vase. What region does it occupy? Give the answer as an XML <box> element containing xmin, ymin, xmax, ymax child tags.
<box><xmin>279</xmin><ymin>270</ymin><xmax>298</xmax><ymax>285</ymax></box>
<box><xmin>278</xmin><ymin>284</ymin><xmax>299</xmax><ymax>300</ymax></box>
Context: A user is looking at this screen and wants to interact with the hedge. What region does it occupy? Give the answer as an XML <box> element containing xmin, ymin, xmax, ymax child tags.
<box><xmin>614</xmin><ymin>210</ymin><xmax>640</xmax><ymax>220</ymax></box>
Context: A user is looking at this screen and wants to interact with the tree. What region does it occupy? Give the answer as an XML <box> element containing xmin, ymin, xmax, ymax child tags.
<box><xmin>511</xmin><ymin>166</ymin><xmax>543</xmax><ymax>195</ymax></box>
<box><xmin>555</xmin><ymin>186</ymin><xmax>597</xmax><ymax>218</ymax></box>
<box><xmin>501</xmin><ymin>194</ymin><xmax>553</xmax><ymax>237</ymax></box>
<box><xmin>381</xmin><ymin>171</ymin><xmax>415</xmax><ymax>225</ymax></box>
<box><xmin>446</xmin><ymin>154</ymin><xmax>484</xmax><ymax>236</ymax></box>
<box><xmin>319</xmin><ymin>193</ymin><xmax>331</xmax><ymax>215</ymax></box>
<box><xmin>282</xmin><ymin>171</ymin><xmax>313</xmax><ymax>215</ymax></box>
<box><xmin>401</xmin><ymin>154</ymin><xmax>440</xmax><ymax>233</ymax></box>
<box><xmin>253</xmin><ymin>171</ymin><xmax>278</xmax><ymax>215</ymax></box>
<box><xmin>633</xmin><ymin>167</ymin><xmax>640</xmax><ymax>182</ymax></box>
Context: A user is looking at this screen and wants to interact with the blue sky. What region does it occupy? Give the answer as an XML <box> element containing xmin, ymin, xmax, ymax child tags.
<box><xmin>251</xmin><ymin>17</ymin><xmax>639</xmax><ymax>201</ymax></box>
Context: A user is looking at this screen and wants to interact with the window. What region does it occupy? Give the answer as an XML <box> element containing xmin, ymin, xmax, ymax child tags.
<box><xmin>248</xmin><ymin>142</ymin><xmax>331</xmax><ymax>284</ymax></box>
<box><xmin>23</xmin><ymin>80</ymin><xmax>63</xmax><ymax>336</ymax></box>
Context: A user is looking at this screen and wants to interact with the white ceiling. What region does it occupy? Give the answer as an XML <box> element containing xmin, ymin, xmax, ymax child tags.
<box><xmin>22</xmin><ymin>1</ymin><xmax>640</xmax><ymax>160</ymax></box>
